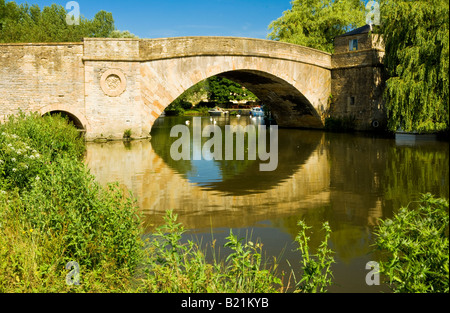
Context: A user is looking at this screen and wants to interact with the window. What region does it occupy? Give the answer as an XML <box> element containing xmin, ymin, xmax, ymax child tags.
<box><xmin>349</xmin><ymin>39</ymin><xmax>358</xmax><ymax>51</ymax></box>
<box><xmin>348</xmin><ymin>96</ymin><xmax>356</xmax><ymax>106</ymax></box>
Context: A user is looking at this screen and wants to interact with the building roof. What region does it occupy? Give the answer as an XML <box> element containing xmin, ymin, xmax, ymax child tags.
<box><xmin>337</xmin><ymin>24</ymin><xmax>372</xmax><ymax>37</ymax></box>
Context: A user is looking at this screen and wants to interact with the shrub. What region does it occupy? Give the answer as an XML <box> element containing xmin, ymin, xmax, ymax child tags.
<box><xmin>0</xmin><ymin>112</ymin><xmax>85</xmax><ymax>160</ymax></box>
<box><xmin>374</xmin><ymin>194</ymin><xmax>449</xmax><ymax>293</ymax></box>
<box><xmin>0</xmin><ymin>132</ymin><xmax>45</xmax><ymax>191</ymax></box>
<box><xmin>21</xmin><ymin>158</ymin><xmax>143</xmax><ymax>271</ymax></box>
<box><xmin>0</xmin><ymin>112</ymin><xmax>143</xmax><ymax>292</ymax></box>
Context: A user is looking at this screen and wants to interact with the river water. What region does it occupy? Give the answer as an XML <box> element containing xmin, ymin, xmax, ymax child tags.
<box><xmin>85</xmin><ymin>116</ymin><xmax>449</xmax><ymax>293</ymax></box>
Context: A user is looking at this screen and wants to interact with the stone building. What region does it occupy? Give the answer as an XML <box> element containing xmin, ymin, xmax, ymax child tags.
<box><xmin>331</xmin><ymin>25</ymin><xmax>387</xmax><ymax>131</ymax></box>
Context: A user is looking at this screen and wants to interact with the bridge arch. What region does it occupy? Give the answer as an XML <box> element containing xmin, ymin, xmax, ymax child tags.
<box><xmin>39</xmin><ymin>104</ymin><xmax>90</xmax><ymax>132</ymax></box>
<box><xmin>82</xmin><ymin>37</ymin><xmax>332</xmax><ymax>139</ymax></box>
<box><xmin>140</xmin><ymin>56</ymin><xmax>329</xmax><ymax>130</ymax></box>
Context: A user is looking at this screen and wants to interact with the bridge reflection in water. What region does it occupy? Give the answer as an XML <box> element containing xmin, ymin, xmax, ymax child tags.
<box><xmin>84</xmin><ymin>116</ymin><xmax>449</xmax><ymax>293</ymax></box>
<box><xmin>85</xmin><ymin>116</ymin><xmax>334</xmax><ymax>229</ymax></box>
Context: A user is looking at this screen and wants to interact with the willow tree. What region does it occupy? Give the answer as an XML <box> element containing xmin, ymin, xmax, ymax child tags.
<box><xmin>380</xmin><ymin>0</ymin><xmax>449</xmax><ymax>133</ymax></box>
<box><xmin>267</xmin><ymin>0</ymin><xmax>366</xmax><ymax>53</ymax></box>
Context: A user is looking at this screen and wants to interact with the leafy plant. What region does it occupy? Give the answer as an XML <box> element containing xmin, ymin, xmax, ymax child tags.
<box><xmin>292</xmin><ymin>221</ymin><xmax>335</xmax><ymax>293</ymax></box>
<box><xmin>0</xmin><ymin>112</ymin><xmax>143</xmax><ymax>292</ymax></box>
<box><xmin>223</xmin><ymin>230</ymin><xmax>282</xmax><ymax>292</ymax></box>
<box><xmin>142</xmin><ymin>210</ymin><xmax>217</xmax><ymax>293</ymax></box>
<box><xmin>123</xmin><ymin>129</ymin><xmax>132</xmax><ymax>139</ymax></box>
<box><xmin>142</xmin><ymin>211</ymin><xmax>282</xmax><ymax>293</ymax></box>
<box><xmin>374</xmin><ymin>193</ymin><xmax>449</xmax><ymax>293</ymax></box>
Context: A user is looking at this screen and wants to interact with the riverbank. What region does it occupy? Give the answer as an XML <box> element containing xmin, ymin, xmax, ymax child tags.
<box><xmin>0</xmin><ymin>113</ymin><xmax>331</xmax><ymax>293</ymax></box>
<box><xmin>1</xmin><ymin>113</ymin><xmax>448</xmax><ymax>293</ymax></box>
<box><xmin>0</xmin><ymin>113</ymin><xmax>143</xmax><ymax>292</ymax></box>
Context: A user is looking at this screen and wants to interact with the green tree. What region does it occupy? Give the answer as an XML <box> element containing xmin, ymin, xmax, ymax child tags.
<box><xmin>379</xmin><ymin>0</ymin><xmax>449</xmax><ymax>133</ymax></box>
<box><xmin>267</xmin><ymin>0</ymin><xmax>366</xmax><ymax>53</ymax></box>
<box><xmin>109</xmin><ymin>29</ymin><xmax>139</xmax><ymax>38</ymax></box>
<box><xmin>0</xmin><ymin>0</ymin><xmax>135</xmax><ymax>42</ymax></box>
<box><xmin>207</xmin><ymin>76</ymin><xmax>258</xmax><ymax>105</ymax></box>
<box><xmin>88</xmin><ymin>10</ymin><xmax>115</xmax><ymax>38</ymax></box>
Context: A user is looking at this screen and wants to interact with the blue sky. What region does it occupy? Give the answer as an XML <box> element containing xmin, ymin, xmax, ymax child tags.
<box><xmin>12</xmin><ymin>0</ymin><xmax>293</xmax><ymax>39</ymax></box>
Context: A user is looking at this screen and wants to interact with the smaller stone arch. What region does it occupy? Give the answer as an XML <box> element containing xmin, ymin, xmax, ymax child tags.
<box><xmin>39</xmin><ymin>104</ymin><xmax>90</xmax><ymax>132</ymax></box>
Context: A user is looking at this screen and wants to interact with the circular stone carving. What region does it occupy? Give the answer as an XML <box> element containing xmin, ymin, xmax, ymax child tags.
<box><xmin>100</xmin><ymin>69</ymin><xmax>127</xmax><ymax>97</ymax></box>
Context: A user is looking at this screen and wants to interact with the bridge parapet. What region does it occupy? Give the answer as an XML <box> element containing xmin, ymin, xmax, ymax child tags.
<box><xmin>83</xmin><ymin>37</ymin><xmax>332</xmax><ymax>69</ymax></box>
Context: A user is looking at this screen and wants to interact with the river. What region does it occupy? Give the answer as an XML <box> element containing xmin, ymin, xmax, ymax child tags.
<box><xmin>85</xmin><ymin>115</ymin><xmax>449</xmax><ymax>293</ymax></box>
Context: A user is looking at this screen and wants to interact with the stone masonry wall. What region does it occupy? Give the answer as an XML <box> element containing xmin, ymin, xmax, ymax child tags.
<box><xmin>0</xmin><ymin>35</ymin><xmax>386</xmax><ymax>138</ymax></box>
<box><xmin>331</xmin><ymin>32</ymin><xmax>386</xmax><ymax>130</ymax></box>
<box><xmin>0</xmin><ymin>43</ymin><xmax>85</xmax><ymax>125</ymax></box>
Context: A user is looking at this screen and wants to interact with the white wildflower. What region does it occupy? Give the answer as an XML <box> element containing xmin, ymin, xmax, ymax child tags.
<box><xmin>12</xmin><ymin>168</ymin><xmax>17</xmax><ymax>172</ymax></box>
<box><xmin>11</xmin><ymin>158</ymin><xmax>16</xmax><ymax>162</ymax></box>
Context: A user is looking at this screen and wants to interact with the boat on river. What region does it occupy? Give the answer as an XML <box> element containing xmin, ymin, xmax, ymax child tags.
<box><xmin>250</xmin><ymin>107</ymin><xmax>264</xmax><ymax>117</ymax></box>
<box><xmin>208</xmin><ymin>107</ymin><xmax>228</xmax><ymax>117</ymax></box>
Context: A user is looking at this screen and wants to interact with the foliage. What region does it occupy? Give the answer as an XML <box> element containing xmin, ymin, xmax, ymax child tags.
<box><xmin>0</xmin><ymin>113</ymin><xmax>342</xmax><ymax>293</ymax></box>
<box><xmin>0</xmin><ymin>190</ymin><xmax>137</xmax><ymax>292</ymax></box>
<box><xmin>21</xmin><ymin>161</ymin><xmax>143</xmax><ymax>271</ymax></box>
<box><xmin>141</xmin><ymin>211</ymin><xmax>282</xmax><ymax>293</ymax></box>
<box><xmin>123</xmin><ymin>129</ymin><xmax>132</xmax><ymax>139</ymax></box>
<box><xmin>108</xmin><ymin>29</ymin><xmax>139</xmax><ymax>38</ymax></box>
<box><xmin>0</xmin><ymin>132</ymin><xmax>45</xmax><ymax>191</ymax></box>
<box><xmin>0</xmin><ymin>113</ymin><xmax>143</xmax><ymax>292</ymax></box>
<box><xmin>374</xmin><ymin>194</ymin><xmax>449</xmax><ymax>293</ymax></box>
<box><xmin>166</xmin><ymin>76</ymin><xmax>258</xmax><ymax>115</ymax></box>
<box><xmin>165</xmin><ymin>99</ymin><xmax>192</xmax><ymax>116</ymax></box>
<box><xmin>223</xmin><ymin>230</ymin><xmax>282</xmax><ymax>292</ymax></box>
<box><xmin>291</xmin><ymin>221</ymin><xmax>335</xmax><ymax>293</ymax></box>
<box><xmin>1</xmin><ymin>112</ymin><xmax>85</xmax><ymax>160</ymax></box>
<box><xmin>379</xmin><ymin>0</ymin><xmax>449</xmax><ymax>133</ymax></box>
<box><xmin>0</xmin><ymin>0</ymin><xmax>136</xmax><ymax>42</ymax></box>
<box><xmin>267</xmin><ymin>0</ymin><xmax>366</xmax><ymax>53</ymax></box>
<box><xmin>0</xmin><ymin>112</ymin><xmax>84</xmax><ymax>190</ymax></box>
<box><xmin>206</xmin><ymin>76</ymin><xmax>258</xmax><ymax>105</ymax></box>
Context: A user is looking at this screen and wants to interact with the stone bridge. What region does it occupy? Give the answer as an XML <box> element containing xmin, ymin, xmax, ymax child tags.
<box><xmin>0</xmin><ymin>37</ymin><xmax>332</xmax><ymax>139</ymax></box>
